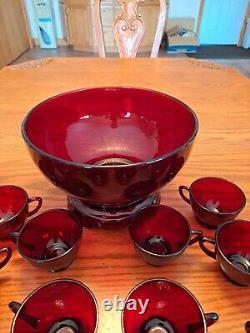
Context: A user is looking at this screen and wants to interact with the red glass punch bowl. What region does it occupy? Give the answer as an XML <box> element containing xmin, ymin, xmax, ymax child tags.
<box><xmin>21</xmin><ymin>87</ymin><xmax>198</xmax><ymax>228</ymax></box>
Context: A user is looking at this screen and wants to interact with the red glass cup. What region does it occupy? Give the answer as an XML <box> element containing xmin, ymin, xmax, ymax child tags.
<box><xmin>179</xmin><ymin>177</ymin><xmax>246</xmax><ymax>229</ymax></box>
<box><xmin>11</xmin><ymin>209</ymin><xmax>82</xmax><ymax>272</ymax></box>
<box><xmin>22</xmin><ymin>87</ymin><xmax>198</xmax><ymax>228</ymax></box>
<box><xmin>0</xmin><ymin>247</ymin><xmax>12</xmax><ymax>269</ymax></box>
<box><xmin>9</xmin><ymin>278</ymin><xmax>98</xmax><ymax>333</ymax></box>
<box><xmin>122</xmin><ymin>278</ymin><xmax>218</xmax><ymax>333</ymax></box>
<box><xmin>129</xmin><ymin>205</ymin><xmax>202</xmax><ymax>266</ymax></box>
<box><xmin>246</xmin><ymin>321</ymin><xmax>250</xmax><ymax>333</ymax></box>
<box><xmin>199</xmin><ymin>220</ymin><xmax>250</xmax><ymax>286</ymax></box>
<box><xmin>0</xmin><ymin>185</ymin><xmax>42</xmax><ymax>239</ymax></box>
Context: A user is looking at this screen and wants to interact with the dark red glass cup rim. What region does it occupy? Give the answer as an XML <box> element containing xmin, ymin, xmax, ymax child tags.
<box><xmin>21</xmin><ymin>87</ymin><xmax>199</xmax><ymax>169</ymax></box>
<box><xmin>16</xmin><ymin>208</ymin><xmax>82</xmax><ymax>262</ymax></box>
<box><xmin>11</xmin><ymin>278</ymin><xmax>98</xmax><ymax>333</ymax></box>
<box><xmin>122</xmin><ymin>278</ymin><xmax>207</xmax><ymax>333</ymax></box>
<box><xmin>215</xmin><ymin>220</ymin><xmax>250</xmax><ymax>276</ymax></box>
<box><xmin>129</xmin><ymin>205</ymin><xmax>192</xmax><ymax>258</ymax></box>
<box><xmin>189</xmin><ymin>177</ymin><xmax>246</xmax><ymax>215</ymax></box>
<box><xmin>0</xmin><ymin>185</ymin><xmax>29</xmax><ymax>225</ymax></box>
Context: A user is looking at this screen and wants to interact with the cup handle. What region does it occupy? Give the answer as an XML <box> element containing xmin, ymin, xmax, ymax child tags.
<box><xmin>186</xmin><ymin>312</ymin><xmax>218</xmax><ymax>331</ymax></box>
<box><xmin>27</xmin><ymin>197</ymin><xmax>42</xmax><ymax>217</ymax></box>
<box><xmin>189</xmin><ymin>230</ymin><xmax>202</xmax><ymax>245</ymax></box>
<box><xmin>9</xmin><ymin>232</ymin><xmax>19</xmax><ymax>244</ymax></box>
<box><xmin>178</xmin><ymin>185</ymin><xmax>191</xmax><ymax>205</ymax></box>
<box><xmin>199</xmin><ymin>236</ymin><xmax>217</xmax><ymax>260</ymax></box>
<box><xmin>9</xmin><ymin>301</ymin><xmax>21</xmax><ymax>314</ymax></box>
<box><xmin>9</xmin><ymin>301</ymin><xmax>39</xmax><ymax>329</ymax></box>
<box><xmin>205</xmin><ymin>312</ymin><xmax>219</xmax><ymax>327</ymax></box>
<box><xmin>0</xmin><ymin>247</ymin><xmax>12</xmax><ymax>269</ymax></box>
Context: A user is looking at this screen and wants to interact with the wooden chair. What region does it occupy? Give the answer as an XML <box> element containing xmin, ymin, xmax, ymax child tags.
<box><xmin>94</xmin><ymin>0</ymin><xmax>168</xmax><ymax>58</ymax></box>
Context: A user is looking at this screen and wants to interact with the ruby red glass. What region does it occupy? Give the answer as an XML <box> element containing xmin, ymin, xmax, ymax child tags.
<box><xmin>246</xmin><ymin>321</ymin><xmax>250</xmax><ymax>333</ymax></box>
<box><xmin>179</xmin><ymin>177</ymin><xmax>246</xmax><ymax>228</ymax></box>
<box><xmin>22</xmin><ymin>87</ymin><xmax>198</xmax><ymax>228</ymax></box>
<box><xmin>199</xmin><ymin>220</ymin><xmax>250</xmax><ymax>286</ymax></box>
<box><xmin>122</xmin><ymin>278</ymin><xmax>218</xmax><ymax>333</ymax></box>
<box><xmin>0</xmin><ymin>185</ymin><xmax>42</xmax><ymax>239</ymax></box>
<box><xmin>14</xmin><ymin>209</ymin><xmax>82</xmax><ymax>272</ymax></box>
<box><xmin>129</xmin><ymin>205</ymin><xmax>202</xmax><ymax>265</ymax></box>
<box><xmin>10</xmin><ymin>278</ymin><xmax>98</xmax><ymax>333</ymax></box>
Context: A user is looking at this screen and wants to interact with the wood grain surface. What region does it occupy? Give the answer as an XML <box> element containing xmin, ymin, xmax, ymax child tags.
<box><xmin>0</xmin><ymin>57</ymin><xmax>249</xmax><ymax>333</ymax></box>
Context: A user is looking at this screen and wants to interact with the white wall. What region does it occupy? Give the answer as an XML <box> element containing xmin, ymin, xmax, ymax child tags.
<box><xmin>24</xmin><ymin>0</ymin><xmax>64</xmax><ymax>38</ymax></box>
<box><xmin>168</xmin><ymin>0</ymin><xmax>201</xmax><ymax>30</ymax></box>
<box><xmin>51</xmin><ymin>0</ymin><xmax>64</xmax><ymax>38</ymax></box>
<box><xmin>243</xmin><ymin>18</ymin><xmax>250</xmax><ymax>48</ymax></box>
<box><xmin>168</xmin><ymin>0</ymin><xmax>200</xmax><ymax>17</ymax></box>
<box><xmin>24</xmin><ymin>0</ymin><xmax>38</xmax><ymax>38</ymax></box>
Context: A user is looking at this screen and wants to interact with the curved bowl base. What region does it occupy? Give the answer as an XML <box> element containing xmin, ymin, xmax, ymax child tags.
<box><xmin>68</xmin><ymin>194</ymin><xmax>160</xmax><ymax>229</ymax></box>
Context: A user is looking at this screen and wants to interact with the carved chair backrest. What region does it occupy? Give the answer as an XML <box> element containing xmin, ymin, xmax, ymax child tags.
<box><xmin>94</xmin><ymin>0</ymin><xmax>167</xmax><ymax>58</ymax></box>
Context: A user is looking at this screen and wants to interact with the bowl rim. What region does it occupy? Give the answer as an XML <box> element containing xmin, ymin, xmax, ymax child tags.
<box><xmin>21</xmin><ymin>86</ymin><xmax>199</xmax><ymax>169</ymax></box>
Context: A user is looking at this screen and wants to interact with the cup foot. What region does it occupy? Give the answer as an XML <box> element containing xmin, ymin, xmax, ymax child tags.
<box><xmin>47</xmin><ymin>260</ymin><xmax>75</xmax><ymax>273</ymax></box>
<box><xmin>48</xmin><ymin>318</ymin><xmax>82</xmax><ymax>333</ymax></box>
<box><xmin>68</xmin><ymin>194</ymin><xmax>160</xmax><ymax>229</ymax></box>
<box><xmin>140</xmin><ymin>317</ymin><xmax>176</xmax><ymax>333</ymax></box>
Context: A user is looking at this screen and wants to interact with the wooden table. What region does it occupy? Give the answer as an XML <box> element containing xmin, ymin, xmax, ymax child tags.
<box><xmin>0</xmin><ymin>57</ymin><xmax>249</xmax><ymax>333</ymax></box>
